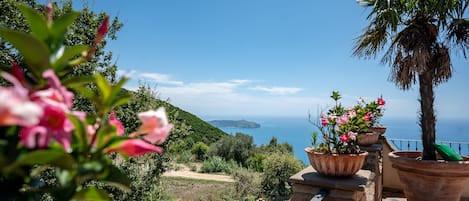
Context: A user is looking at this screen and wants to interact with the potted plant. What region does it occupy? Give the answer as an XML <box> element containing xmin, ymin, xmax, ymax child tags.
<box><xmin>353</xmin><ymin>96</ymin><xmax>386</xmax><ymax>145</ymax></box>
<box><xmin>306</xmin><ymin>91</ymin><xmax>368</xmax><ymax>177</ymax></box>
<box><xmin>362</xmin><ymin>96</ymin><xmax>387</xmax><ymax>135</ymax></box>
<box><xmin>354</xmin><ymin>1</ymin><xmax>469</xmax><ymax>200</ymax></box>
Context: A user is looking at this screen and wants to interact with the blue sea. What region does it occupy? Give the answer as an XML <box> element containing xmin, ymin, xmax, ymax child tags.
<box><xmin>210</xmin><ymin>117</ymin><xmax>469</xmax><ymax>164</ymax></box>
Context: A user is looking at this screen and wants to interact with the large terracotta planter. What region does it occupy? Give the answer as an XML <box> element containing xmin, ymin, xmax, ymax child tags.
<box><xmin>305</xmin><ymin>148</ymin><xmax>368</xmax><ymax>177</ymax></box>
<box><xmin>357</xmin><ymin>132</ymin><xmax>379</xmax><ymax>146</ymax></box>
<box><xmin>368</xmin><ymin>126</ymin><xmax>386</xmax><ymax>135</ymax></box>
<box><xmin>389</xmin><ymin>151</ymin><xmax>469</xmax><ymax>201</ymax></box>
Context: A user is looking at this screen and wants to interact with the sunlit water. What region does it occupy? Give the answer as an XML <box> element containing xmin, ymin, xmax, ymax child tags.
<box><xmin>212</xmin><ymin>117</ymin><xmax>469</xmax><ymax>164</ymax></box>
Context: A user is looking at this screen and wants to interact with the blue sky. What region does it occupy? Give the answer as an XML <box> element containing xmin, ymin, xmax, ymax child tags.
<box><xmin>74</xmin><ymin>0</ymin><xmax>468</xmax><ymax>119</ymax></box>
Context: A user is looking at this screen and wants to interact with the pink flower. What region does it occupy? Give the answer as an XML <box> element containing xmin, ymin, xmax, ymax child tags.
<box><xmin>363</xmin><ymin>112</ymin><xmax>371</xmax><ymax>122</ymax></box>
<box><xmin>337</xmin><ymin>114</ymin><xmax>349</xmax><ymax>126</ymax></box>
<box><xmin>348</xmin><ymin>109</ymin><xmax>357</xmax><ymax>119</ymax></box>
<box><xmin>348</xmin><ymin>131</ymin><xmax>357</xmax><ymax>141</ymax></box>
<box><xmin>20</xmin><ymin>126</ymin><xmax>48</xmax><ymax>149</ymax></box>
<box><xmin>131</xmin><ymin>107</ymin><xmax>173</xmax><ymax>145</ymax></box>
<box><xmin>105</xmin><ymin>139</ymin><xmax>163</xmax><ymax>156</ymax></box>
<box><xmin>20</xmin><ymin>70</ymin><xmax>75</xmax><ymax>151</ymax></box>
<box><xmin>42</xmin><ymin>69</ymin><xmax>74</xmax><ymax>108</ymax></box>
<box><xmin>109</xmin><ymin>111</ymin><xmax>124</xmax><ymax>135</ymax></box>
<box><xmin>0</xmin><ymin>72</ymin><xmax>42</xmax><ymax>127</ymax></box>
<box><xmin>40</xmin><ymin>104</ymin><xmax>73</xmax><ymax>151</ymax></box>
<box><xmin>340</xmin><ymin>134</ymin><xmax>349</xmax><ymax>143</ymax></box>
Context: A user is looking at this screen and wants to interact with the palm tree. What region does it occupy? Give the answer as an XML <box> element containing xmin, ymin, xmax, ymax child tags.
<box><xmin>354</xmin><ymin>0</ymin><xmax>469</xmax><ymax>160</ymax></box>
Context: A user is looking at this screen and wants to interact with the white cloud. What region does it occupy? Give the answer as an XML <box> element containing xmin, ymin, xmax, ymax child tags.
<box><xmin>122</xmin><ymin>72</ymin><xmax>423</xmax><ymax>118</ymax></box>
<box><xmin>249</xmin><ymin>86</ymin><xmax>302</xmax><ymax>95</ymax></box>
<box><xmin>117</xmin><ymin>69</ymin><xmax>137</xmax><ymax>78</ymax></box>
<box><xmin>229</xmin><ymin>79</ymin><xmax>252</xmax><ymax>84</ymax></box>
<box><xmin>140</xmin><ymin>73</ymin><xmax>184</xmax><ymax>86</ymax></box>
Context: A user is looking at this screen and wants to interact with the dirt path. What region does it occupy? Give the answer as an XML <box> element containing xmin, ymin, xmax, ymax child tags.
<box><xmin>162</xmin><ymin>164</ymin><xmax>234</xmax><ymax>183</ymax></box>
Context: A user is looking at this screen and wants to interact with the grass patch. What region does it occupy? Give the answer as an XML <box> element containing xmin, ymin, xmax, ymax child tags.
<box><xmin>162</xmin><ymin>177</ymin><xmax>235</xmax><ymax>201</ymax></box>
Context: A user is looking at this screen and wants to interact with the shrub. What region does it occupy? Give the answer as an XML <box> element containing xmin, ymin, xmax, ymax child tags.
<box><xmin>232</xmin><ymin>168</ymin><xmax>262</xmax><ymax>201</ymax></box>
<box><xmin>200</xmin><ymin>156</ymin><xmax>233</xmax><ymax>174</ymax></box>
<box><xmin>247</xmin><ymin>153</ymin><xmax>266</xmax><ymax>172</ymax></box>
<box><xmin>191</xmin><ymin>141</ymin><xmax>209</xmax><ymax>161</ymax></box>
<box><xmin>208</xmin><ymin>133</ymin><xmax>255</xmax><ymax>166</ymax></box>
<box><xmin>261</xmin><ymin>154</ymin><xmax>304</xmax><ymax>201</ymax></box>
<box><xmin>177</xmin><ymin>150</ymin><xmax>193</xmax><ymax>163</ymax></box>
<box><xmin>190</xmin><ymin>164</ymin><xmax>198</xmax><ymax>172</ymax></box>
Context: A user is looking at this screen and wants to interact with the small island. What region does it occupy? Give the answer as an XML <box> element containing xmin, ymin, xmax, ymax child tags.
<box><xmin>208</xmin><ymin>120</ymin><xmax>260</xmax><ymax>128</ymax></box>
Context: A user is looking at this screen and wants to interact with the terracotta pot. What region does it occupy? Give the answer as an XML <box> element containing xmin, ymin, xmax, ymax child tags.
<box><xmin>304</xmin><ymin>148</ymin><xmax>368</xmax><ymax>177</ymax></box>
<box><xmin>389</xmin><ymin>151</ymin><xmax>469</xmax><ymax>201</ymax></box>
<box><xmin>368</xmin><ymin>126</ymin><xmax>387</xmax><ymax>135</ymax></box>
<box><xmin>357</xmin><ymin>132</ymin><xmax>379</xmax><ymax>146</ymax></box>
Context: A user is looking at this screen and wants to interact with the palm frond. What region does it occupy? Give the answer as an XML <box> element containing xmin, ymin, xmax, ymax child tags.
<box><xmin>353</xmin><ymin>25</ymin><xmax>388</xmax><ymax>59</ymax></box>
<box><xmin>432</xmin><ymin>44</ymin><xmax>452</xmax><ymax>86</ymax></box>
<box><xmin>446</xmin><ymin>18</ymin><xmax>469</xmax><ymax>57</ymax></box>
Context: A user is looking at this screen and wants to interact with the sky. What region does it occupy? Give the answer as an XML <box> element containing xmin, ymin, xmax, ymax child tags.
<box><xmin>71</xmin><ymin>0</ymin><xmax>469</xmax><ymax>119</ymax></box>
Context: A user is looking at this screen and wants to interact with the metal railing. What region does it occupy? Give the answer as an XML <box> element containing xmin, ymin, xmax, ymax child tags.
<box><xmin>388</xmin><ymin>138</ymin><xmax>469</xmax><ymax>156</ymax></box>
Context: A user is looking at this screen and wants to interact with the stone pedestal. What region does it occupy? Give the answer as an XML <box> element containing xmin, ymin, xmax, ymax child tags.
<box><xmin>360</xmin><ymin>144</ymin><xmax>383</xmax><ymax>201</ymax></box>
<box><xmin>289</xmin><ymin>166</ymin><xmax>372</xmax><ymax>201</ymax></box>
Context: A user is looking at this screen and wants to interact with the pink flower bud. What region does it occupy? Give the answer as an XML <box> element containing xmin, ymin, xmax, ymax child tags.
<box><xmin>106</xmin><ymin>139</ymin><xmax>163</xmax><ymax>156</ymax></box>
<box><xmin>95</xmin><ymin>16</ymin><xmax>109</xmax><ymax>44</ymax></box>
<box><xmin>46</xmin><ymin>2</ymin><xmax>53</xmax><ymax>23</ymax></box>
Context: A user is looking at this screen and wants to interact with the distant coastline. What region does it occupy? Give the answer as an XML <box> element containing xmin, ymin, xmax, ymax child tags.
<box><xmin>208</xmin><ymin>120</ymin><xmax>260</xmax><ymax>128</ymax></box>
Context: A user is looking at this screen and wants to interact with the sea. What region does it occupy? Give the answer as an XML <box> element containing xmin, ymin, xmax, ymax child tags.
<box><xmin>211</xmin><ymin>116</ymin><xmax>469</xmax><ymax>165</ymax></box>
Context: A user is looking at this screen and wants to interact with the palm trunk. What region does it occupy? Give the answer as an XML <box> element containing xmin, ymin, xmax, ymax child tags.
<box><xmin>419</xmin><ymin>70</ymin><xmax>436</xmax><ymax>160</ymax></box>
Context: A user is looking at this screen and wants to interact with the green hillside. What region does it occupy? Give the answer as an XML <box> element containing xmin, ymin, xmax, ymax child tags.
<box><xmin>161</xmin><ymin>99</ymin><xmax>229</xmax><ymax>144</ymax></box>
<box><xmin>117</xmin><ymin>87</ymin><xmax>228</xmax><ymax>146</ymax></box>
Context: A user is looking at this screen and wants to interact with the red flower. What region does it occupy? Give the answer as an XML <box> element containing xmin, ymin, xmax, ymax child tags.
<box><xmin>320</xmin><ymin>115</ymin><xmax>328</xmax><ymax>126</ymax></box>
<box><xmin>377</xmin><ymin>97</ymin><xmax>385</xmax><ymax>106</ymax></box>
<box><xmin>339</xmin><ymin>134</ymin><xmax>349</xmax><ymax>143</ymax></box>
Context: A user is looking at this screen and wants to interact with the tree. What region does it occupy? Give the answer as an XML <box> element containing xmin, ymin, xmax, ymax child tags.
<box><xmin>354</xmin><ymin>0</ymin><xmax>469</xmax><ymax>160</ymax></box>
<box><xmin>258</xmin><ymin>136</ymin><xmax>293</xmax><ymax>154</ymax></box>
<box><xmin>0</xmin><ymin>0</ymin><xmax>123</xmax><ymax>112</ymax></box>
<box><xmin>208</xmin><ymin>133</ymin><xmax>255</xmax><ymax>166</ymax></box>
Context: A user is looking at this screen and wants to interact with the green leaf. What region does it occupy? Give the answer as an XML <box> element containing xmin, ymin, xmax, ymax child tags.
<box><xmin>18</xmin><ymin>4</ymin><xmax>50</xmax><ymax>41</ymax></box>
<box><xmin>61</xmin><ymin>75</ymin><xmax>94</xmax><ymax>88</ymax></box>
<box><xmin>111</xmin><ymin>95</ymin><xmax>131</xmax><ymax>108</ymax></box>
<box><xmin>52</xmin><ymin>45</ymin><xmax>89</xmax><ymax>71</ymax></box>
<box><xmin>50</xmin><ymin>11</ymin><xmax>80</xmax><ymax>53</ymax></box>
<box><xmin>0</xmin><ymin>28</ymin><xmax>51</xmax><ymax>75</ymax></box>
<box><xmin>8</xmin><ymin>150</ymin><xmax>75</xmax><ymax>172</ymax></box>
<box><xmin>69</xmin><ymin>84</ymin><xmax>104</xmax><ymax>111</ymax></box>
<box><xmin>51</xmin><ymin>11</ymin><xmax>80</xmax><ymax>41</ymax></box>
<box><xmin>95</xmin><ymin>125</ymin><xmax>115</xmax><ymax>150</ymax></box>
<box><xmin>68</xmin><ymin>114</ymin><xmax>88</xmax><ymax>152</ymax></box>
<box><xmin>107</xmin><ymin>77</ymin><xmax>128</xmax><ymax>106</ymax></box>
<box><xmin>100</xmin><ymin>165</ymin><xmax>131</xmax><ymax>192</ymax></box>
<box><xmin>94</xmin><ymin>74</ymin><xmax>111</xmax><ymax>101</ymax></box>
<box><xmin>71</xmin><ymin>187</ymin><xmax>111</xmax><ymax>201</ymax></box>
